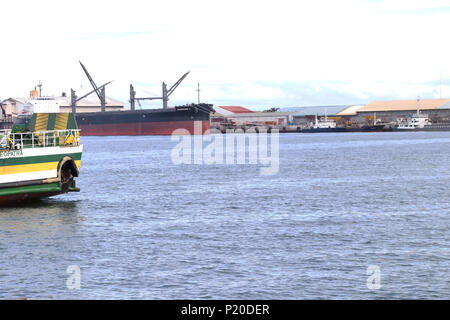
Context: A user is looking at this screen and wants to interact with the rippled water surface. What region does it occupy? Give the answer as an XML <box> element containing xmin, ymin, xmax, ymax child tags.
<box><xmin>0</xmin><ymin>132</ymin><xmax>449</xmax><ymax>299</ymax></box>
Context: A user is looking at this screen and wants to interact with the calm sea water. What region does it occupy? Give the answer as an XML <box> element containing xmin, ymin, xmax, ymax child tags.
<box><xmin>0</xmin><ymin>132</ymin><xmax>449</xmax><ymax>299</ymax></box>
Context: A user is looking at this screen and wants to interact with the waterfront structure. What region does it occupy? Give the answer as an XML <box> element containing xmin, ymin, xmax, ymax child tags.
<box><xmin>281</xmin><ymin>105</ymin><xmax>358</xmax><ymax>127</ymax></box>
<box><xmin>211</xmin><ymin>105</ymin><xmax>296</xmax><ymax>131</ymax></box>
<box><xmin>214</xmin><ymin>106</ymin><xmax>255</xmax><ymax>115</ymax></box>
<box><xmin>1</xmin><ymin>93</ymin><xmax>124</xmax><ymax>120</ymax></box>
<box><xmin>218</xmin><ymin>111</ymin><xmax>295</xmax><ymax>127</ymax></box>
<box><xmin>284</xmin><ymin>99</ymin><xmax>450</xmax><ymax>128</ymax></box>
<box><xmin>351</xmin><ymin>99</ymin><xmax>450</xmax><ymax>124</ymax></box>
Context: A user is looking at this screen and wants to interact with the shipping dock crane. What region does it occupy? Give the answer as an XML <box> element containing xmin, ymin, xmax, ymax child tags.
<box><xmin>70</xmin><ymin>61</ymin><xmax>113</xmax><ymax>114</ymax></box>
<box><xmin>129</xmin><ymin>71</ymin><xmax>190</xmax><ymax>111</ymax></box>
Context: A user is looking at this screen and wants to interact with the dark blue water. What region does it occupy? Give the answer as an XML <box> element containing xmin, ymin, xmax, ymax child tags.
<box><xmin>0</xmin><ymin>132</ymin><xmax>449</xmax><ymax>299</ymax></box>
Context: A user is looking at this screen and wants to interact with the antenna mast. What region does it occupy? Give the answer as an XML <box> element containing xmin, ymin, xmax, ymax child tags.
<box><xmin>417</xmin><ymin>95</ymin><xmax>420</xmax><ymax>116</ymax></box>
<box><xmin>37</xmin><ymin>81</ymin><xmax>42</xmax><ymax>97</ymax></box>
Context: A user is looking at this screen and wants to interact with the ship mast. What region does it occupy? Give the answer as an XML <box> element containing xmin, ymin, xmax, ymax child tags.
<box><xmin>129</xmin><ymin>71</ymin><xmax>190</xmax><ymax>111</ymax></box>
<box><xmin>164</xmin><ymin>71</ymin><xmax>190</xmax><ymax>109</ymax></box>
<box><xmin>37</xmin><ymin>81</ymin><xmax>42</xmax><ymax>97</ymax></box>
<box><xmin>417</xmin><ymin>96</ymin><xmax>420</xmax><ymax>116</ymax></box>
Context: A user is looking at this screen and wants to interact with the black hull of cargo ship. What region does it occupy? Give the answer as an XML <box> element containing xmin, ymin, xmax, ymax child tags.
<box><xmin>302</xmin><ymin>127</ymin><xmax>346</xmax><ymax>133</ymax></box>
<box><xmin>344</xmin><ymin>124</ymin><xmax>392</xmax><ymax>132</ymax></box>
<box><xmin>75</xmin><ymin>103</ymin><xmax>213</xmax><ymax>136</ymax></box>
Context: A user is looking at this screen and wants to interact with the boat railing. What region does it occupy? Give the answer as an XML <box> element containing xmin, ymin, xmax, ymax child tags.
<box><xmin>4</xmin><ymin>129</ymin><xmax>81</xmax><ymax>150</ymax></box>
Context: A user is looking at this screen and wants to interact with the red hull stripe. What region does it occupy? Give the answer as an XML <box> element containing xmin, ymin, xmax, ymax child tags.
<box><xmin>79</xmin><ymin>120</ymin><xmax>210</xmax><ymax>136</ymax></box>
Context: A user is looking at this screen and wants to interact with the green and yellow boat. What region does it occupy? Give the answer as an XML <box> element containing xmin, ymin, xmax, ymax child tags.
<box><xmin>0</xmin><ymin>112</ymin><xmax>82</xmax><ymax>205</ymax></box>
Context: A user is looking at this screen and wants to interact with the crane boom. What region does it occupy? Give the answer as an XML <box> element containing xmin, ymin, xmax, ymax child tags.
<box><xmin>129</xmin><ymin>70</ymin><xmax>190</xmax><ymax>110</ymax></box>
<box><xmin>167</xmin><ymin>71</ymin><xmax>190</xmax><ymax>97</ymax></box>
<box><xmin>78</xmin><ymin>60</ymin><xmax>112</xmax><ymax>112</ymax></box>
<box><xmin>79</xmin><ymin>61</ymin><xmax>103</xmax><ymax>102</ymax></box>
<box><xmin>76</xmin><ymin>81</ymin><xmax>113</xmax><ymax>102</ymax></box>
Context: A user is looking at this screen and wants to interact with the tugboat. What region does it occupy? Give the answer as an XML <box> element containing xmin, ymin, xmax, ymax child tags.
<box><xmin>396</xmin><ymin>113</ymin><xmax>432</xmax><ymax>130</ymax></box>
<box><xmin>302</xmin><ymin>113</ymin><xmax>346</xmax><ymax>133</ymax></box>
<box><xmin>0</xmin><ymin>97</ymin><xmax>82</xmax><ymax>205</ymax></box>
<box><xmin>344</xmin><ymin>113</ymin><xmax>389</xmax><ymax>132</ymax></box>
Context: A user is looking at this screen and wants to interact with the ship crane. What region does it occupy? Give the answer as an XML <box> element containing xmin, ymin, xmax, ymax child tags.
<box><xmin>129</xmin><ymin>71</ymin><xmax>190</xmax><ymax>111</ymax></box>
<box><xmin>0</xmin><ymin>101</ymin><xmax>6</xmax><ymax>119</ymax></box>
<box><xmin>70</xmin><ymin>61</ymin><xmax>113</xmax><ymax>114</ymax></box>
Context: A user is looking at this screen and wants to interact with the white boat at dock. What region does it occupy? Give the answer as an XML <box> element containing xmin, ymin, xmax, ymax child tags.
<box><xmin>396</xmin><ymin>97</ymin><xmax>432</xmax><ymax>130</ymax></box>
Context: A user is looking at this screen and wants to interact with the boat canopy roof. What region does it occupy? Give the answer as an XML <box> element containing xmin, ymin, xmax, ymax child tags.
<box><xmin>12</xmin><ymin>113</ymin><xmax>78</xmax><ymax>133</ymax></box>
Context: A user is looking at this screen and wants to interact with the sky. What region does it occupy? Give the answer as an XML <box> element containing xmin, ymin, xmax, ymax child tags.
<box><xmin>1</xmin><ymin>0</ymin><xmax>450</xmax><ymax>110</ymax></box>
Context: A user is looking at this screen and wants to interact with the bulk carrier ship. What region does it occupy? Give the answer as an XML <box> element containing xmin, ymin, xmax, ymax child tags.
<box><xmin>75</xmin><ymin>103</ymin><xmax>213</xmax><ymax>136</ymax></box>
<box><xmin>71</xmin><ymin>62</ymin><xmax>214</xmax><ymax>136</ymax></box>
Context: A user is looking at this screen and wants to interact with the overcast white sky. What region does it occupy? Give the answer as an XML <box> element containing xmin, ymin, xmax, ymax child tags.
<box><xmin>1</xmin><ymin>0</ymin><xmax>450</xmax><ymax>110</ymax></box>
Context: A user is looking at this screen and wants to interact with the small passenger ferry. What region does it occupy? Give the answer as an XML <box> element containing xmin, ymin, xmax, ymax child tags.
<box><xmin>0</xmin><ymin>96</ymin><xmax>82</xmax><ymax>205</ymax></box>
